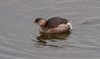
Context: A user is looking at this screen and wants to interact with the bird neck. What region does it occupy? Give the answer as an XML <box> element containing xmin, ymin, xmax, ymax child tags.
<box><xmin>39</xmin><ymin>20</ymin><xmax>47</xmax><ymax>27</ymax></box>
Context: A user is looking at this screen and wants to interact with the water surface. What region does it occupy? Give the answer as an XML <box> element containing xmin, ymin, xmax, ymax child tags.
<box><xmin>0</xmin><ymin>0</ymin><xmax>100</xmax><ymax>59</ymax></box>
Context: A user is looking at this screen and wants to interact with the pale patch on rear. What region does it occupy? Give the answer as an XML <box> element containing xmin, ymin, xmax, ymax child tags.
<box><xmin>57</xmin><ymin>24</ymin><xmax>69</xmax><ymax>30</ymax></box>
<box><xmin>51</xmin><ymin>24</ymin><xmax>70</xmax><ymax>33</ymax></box>
<box><xmin>67</xmin><ymin>21</ymin><xmax>72</xmax><ymax>30</ymax></box>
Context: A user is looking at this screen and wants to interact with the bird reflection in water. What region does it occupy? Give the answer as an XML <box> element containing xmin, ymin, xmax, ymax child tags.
<box><xmin>35</xmin><ymin>31</ymin><xmax>71</xmax><ymax>47</ymax></box>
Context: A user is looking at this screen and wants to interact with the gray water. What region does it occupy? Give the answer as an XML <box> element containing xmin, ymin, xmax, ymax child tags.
<box><xmin>0</xmin><ymin>0</ymin><xmax>100</xmax><ymax>59</ymax></box>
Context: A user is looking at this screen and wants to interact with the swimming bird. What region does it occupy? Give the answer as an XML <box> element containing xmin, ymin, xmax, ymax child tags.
<box><xmin>32</xmin><ymin>17</ymin><xmax>72</xmax><ymax>33</ymax></box>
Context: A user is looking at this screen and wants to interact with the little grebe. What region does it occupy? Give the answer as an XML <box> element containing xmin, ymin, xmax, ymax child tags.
<box><xmin>32</xmin><ymin>17</ymin><xmax>72</xmax><ymax>33</ymax></box>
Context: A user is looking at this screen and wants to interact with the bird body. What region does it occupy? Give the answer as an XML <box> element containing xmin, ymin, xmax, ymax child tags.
<box><xmin>32</xmin><ymin>17</ymin><xmax>72</xmax><ymax>33</ymax></box>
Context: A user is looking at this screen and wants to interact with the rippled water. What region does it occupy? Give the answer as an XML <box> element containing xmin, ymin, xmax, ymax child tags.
<box><xmin>0</xmin><ymin>0</ymin><xmax>100</xmax><ymax>59</ymax></box>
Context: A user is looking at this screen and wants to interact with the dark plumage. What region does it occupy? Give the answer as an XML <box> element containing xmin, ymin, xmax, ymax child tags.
<box><xmin>32</xmin><ymin>17</ymin><xmax>72</xmax><ymax>33</ymax></box>
<box><xmin>34</xmin><ymin>18</ymin><xmax>43</xmax><ymax>23</ymax></box>
<box><xmin>46</xmin><ymin>17</ymin><xmax>68</xmax><ymax>29</ymax></box>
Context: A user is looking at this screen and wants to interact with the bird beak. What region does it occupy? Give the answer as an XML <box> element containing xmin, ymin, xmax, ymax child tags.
<box><xmin>32</xmin><ymin>22</ymin><xmax>37</xmax><ymax>25</ymax></box>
